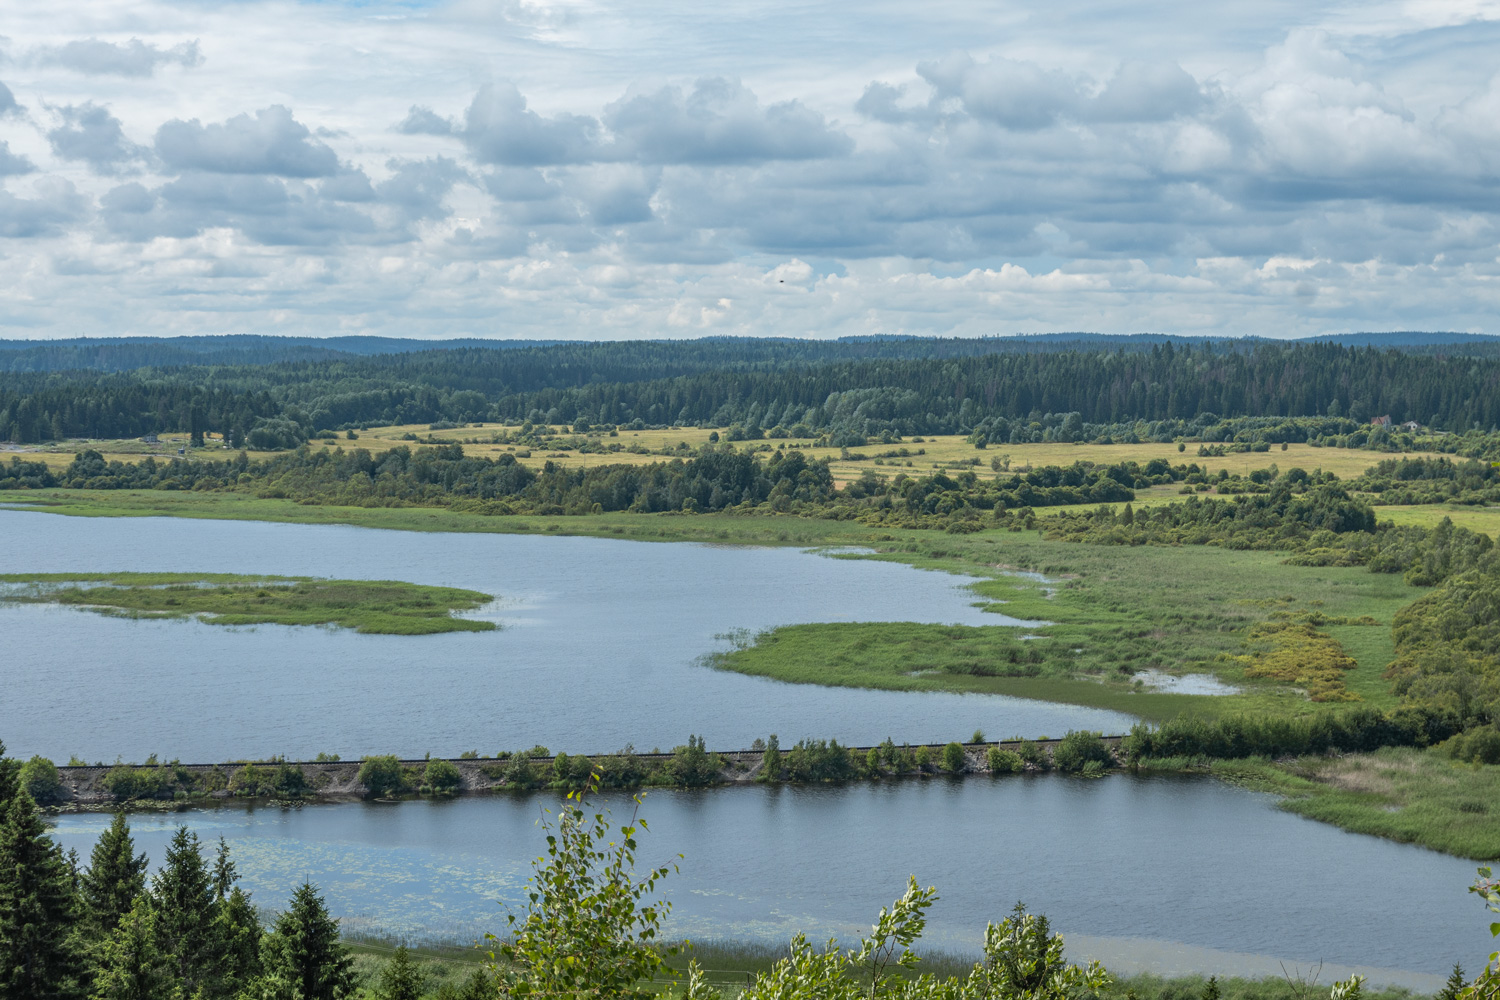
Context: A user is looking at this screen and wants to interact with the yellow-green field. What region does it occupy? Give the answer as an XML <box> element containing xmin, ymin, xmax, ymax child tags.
<box><xmin>3</xmin><ymin>427</ymin><xmax>1436</xmax><ymax>489</ymax></box>
<box><xmin>1367</xmin><ymin>503</ymin><xmax>1500</xmax><ymax>535</ymax></box>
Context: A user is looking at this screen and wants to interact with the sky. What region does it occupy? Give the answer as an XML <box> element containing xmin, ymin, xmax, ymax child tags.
<box><xmin>2</xmin><ymin>0</ymin><xmax>1500</xmax><ymax>340</ymax></box>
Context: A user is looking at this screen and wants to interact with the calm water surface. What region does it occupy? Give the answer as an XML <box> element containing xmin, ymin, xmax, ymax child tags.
<box><xmin>0</xmin><ymin>509</ymin><xmax>1133</xmax><ymax>760</ymax></box>
<box><xmin>48</xmin><ymin>776</ymin><xmax>1484</xmax><ymax>989</ymax></box>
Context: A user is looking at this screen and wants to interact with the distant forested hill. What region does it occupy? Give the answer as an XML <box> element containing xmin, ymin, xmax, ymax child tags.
<box><xmin>3</xmin><ymin>335</ymin><xmax>1500</xmax><ymax>445</ymax></box>
<box><xmin>0</xmin><ymin>335</ymin><xmax>565</xmax><ymax>373</ymax></box>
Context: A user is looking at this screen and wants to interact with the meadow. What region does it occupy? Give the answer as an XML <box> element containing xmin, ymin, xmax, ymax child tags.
<box><xmin>2</xmin><ymin>427</ymin><xmax>1440</xmax><ymax>489</ymax></box>
<box><xmin>712</xmin><ymin>535</ymin><xmax>1417</xmax><ymax>719</ymax></box>
<box><xmin>1201</xmin><ymin>748</ymin><xmax>1500</xmax><ymax>861</ymax></box>
<box><xmin>0</xmin><ymin>571</ymin><xmax>496</xmax><ymax>634</ymax></box>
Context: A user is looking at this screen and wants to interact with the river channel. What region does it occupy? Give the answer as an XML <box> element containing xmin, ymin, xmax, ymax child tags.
<box><xmin>48</xmin><ymin>776</ymin><xmax>1486</xmax><ymax>990</ymax></box>
<box><xmin>0</xmin><ymin>508</ymin><xmax>1132</xmax><ymax>761</ymax></box>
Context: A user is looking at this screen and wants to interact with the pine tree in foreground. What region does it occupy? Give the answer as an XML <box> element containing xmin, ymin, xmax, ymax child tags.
<box><xmin>151</xmin><ymin>826</ymin><xmax>220</xmax><ymax>997</ymax></box>
<box><xmin>433</xmin><ymin>967</ymin><xmax>498</xmax><ymax>1000</ymax></box>
<box><xmin>0</xmin><ymin>789</ymin><xmax>86</xmax><ymax>1000</ymax></box>
<box><xmin>262</xmin><ymin>881</ymin><xmax>356</xmax><ymax>1000</ymax></box>
<box><xmin>81</xmin><ymin>812</ymin><xmax>148</xmax><ymax>936</ymax></box>
<box><xmin>91</xmin><ymin>896</ymin><xmax>179</xmax><ymax>1000</ymax></box>
<box><xmin>1437</xmin><ymin>963</ymin><xmax>1466</xmax><ymax>1000</ymax></box>
<box><xmin>375</xmin><ymin>945</ymin><xmax>426</xmax><ymax>1000</ymax></box>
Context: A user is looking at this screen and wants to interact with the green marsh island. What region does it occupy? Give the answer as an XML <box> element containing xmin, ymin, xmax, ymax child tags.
<box><xmin>0</xmin><ymin>572</ymin><xmax>497</xmax><ymax>634</ymax></box>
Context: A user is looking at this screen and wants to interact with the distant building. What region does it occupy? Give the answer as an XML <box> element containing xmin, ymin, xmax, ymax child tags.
<box><xmin>1400</xmin><ymin>420</ymin><xmax>1423</xmax><ymax>432</ymax></box>
<box><xmin>141</xmin><ymin>433</ymin><xmax>159</xmax><ymax>444</ymax></box>
<box><xmin>1371</xmin><ymin>415</ymin><xmax>1392</xmax><ymax>428</ymax></box>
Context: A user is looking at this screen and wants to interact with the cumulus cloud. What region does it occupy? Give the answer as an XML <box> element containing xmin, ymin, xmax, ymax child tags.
<box><xmin>101</xmin><ymin>172</ymin><xmax>378</xmax><ymax>246</ymax></box>
<box><xmin>376</xmin><ymin>157</ymin><xmax>467</xmax><ymax>221</ymax></box>
<box><xmin>1088</xmin><ymin>61</ymin><xmax>1204</xmax><ymax>122</ymax></box>
<box><xmin>603</xmin><ymin>78</ymin><xmax>851</xmax><ymax>163</ymax></box>
<box><xmin>0</xmin><ymin>141</ymin><xmax>33</xmax><ymax>176</ymax></box>
<box><xmin>0</xmin><ymin>82</ymin><xmax>18</xmax><ymax>118</ymax></box>
<box><xmin>35</xmin><ymin>37</ymin><xmax>201</xmax><ymax>77</ymax></box>
<box><xmin>319</xmin><ymin>168</ymin><xmax>377</xmax><ymax>203</ymax></box>
<box><xmin>919</xmin><ymin>53</ymin><xmax>1083</xmax><ymax>130</ymax></box>
<box><xmin>456</xmin><ymin>79</ymin><xmax>851</xmax><ymax>168</ymax></box>
<box><xmin>459</xmin><ymin>84</ymin><xmax>602</xmax><ymax>166</ymax></box>
<box><xmin>569</xmin><ymin>164</ymin><xmax>659</xmax><ymax>224</ymax></box>
<box><xmin>0</xmin><ymin>178</ymin><xmax>87</xmax><ymax>238</ymax></box>
<box><xmin>47</xmin><ymin>103</ymin><xmax>148</xmax><ymax>174</ymax></box>
<box><xmin>155</xmin><ymin>106</ymin><xmax>340</xmax><ymax>177</ymax></box>
<box><xmin>396</xmin><ymin>106</ymin><xmax>455</xmax><ymax>136</ymax></box>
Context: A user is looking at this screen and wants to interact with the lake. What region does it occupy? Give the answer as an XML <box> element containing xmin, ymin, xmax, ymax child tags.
<box><xmin>0</xmin><ymin>509</ymin><xmax>1133</xmax><ymax>761</ymax></box>
<box><xmin>47</xmin><ymin>775</ymin><xmax>1486</xmax><ymax>990</ymax></box>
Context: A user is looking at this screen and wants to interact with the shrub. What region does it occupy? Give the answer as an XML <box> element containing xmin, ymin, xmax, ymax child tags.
<box><xmin>1053</xmin><ymin>731</ymin><xmax>1112</xmax><ymax>773</ymax></box>
<box><xmin>358</xmin><ymin>755</ymin><xmax>406</xmax><ymax>797</ymax></box>
<box><xmin>782</xmin><ymin>739</ymin><xmax>856</xmax><ymax>782</ymax></box>
<box><xmin>19</xmin><ymin>756</ymin><xmax>62</xmax><ymax>803</ymax></box>
<box><xmin>230</xmin><ymin>764</ymin><xmax>275</xmax><ymax>797</ymax></box>
<box><xmin>759</xmin><ymin>735</ymin><xmax>782</xmax><ymax>782</ymax></box>
<box><xmin>915</xmin><ymin>746</ymin><xmax>932</xmax><ymax>770</ymax></box>
<box><xmin>423</xmin><ymin>758</ymin><xmax>462</xmax><ymax>795</ymax></box>
<box><xmin>664</xmin><ymin>736</ymin><xmax>720</xmax><ymax>787</ymax></box>
<box><xmin>1121</xmin><ymin>708</ymin><xmax>1455</xmax><ymax>763</ymax></box>
<box><xmin>596</xmin><ymin>752</ymin><xmax>646</xmax><ymax>788</ymax></box>
<box><xmin>503</xmin><ymin>753</ymin><xmax>542</xmax><ymax>790</ymax></box>
<box><xmin>1445</xmin><ymin>727</ymin><xmax>1500</xmax><ymax>765</ymax></box>
<box><xmin>226</xmin><ymin>762</ymin><xmax>306</xmax><ymax>798</ymax></box>
<box><xmin>942</xmin><ymin>742</ymin><xmax>967</xmax><ymax>773</ymax></box>
<box><xmin>1017</xmin><ymin>740</ymin><xmax>1046</xmax><ymax>768</ymax></box>
<box><xmin>987</xmin><ymin>748</ymin><xmax>1025</xmax><ymax>773</ymax></box>
<box><xmin>275</xmin><ymin>763</ymin><xmax>308</xmax><ymax>797</ymax></box>
<box><xmin>102</xmin><ymin>765</ymin><xmax>175</xmax><ymax>802</ymax></box>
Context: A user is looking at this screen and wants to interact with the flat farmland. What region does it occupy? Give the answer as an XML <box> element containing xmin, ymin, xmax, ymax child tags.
<box><xmin>4</xmin><ymin>426</ymin><xmax>1440</xmax><ymax>494</ymax></box>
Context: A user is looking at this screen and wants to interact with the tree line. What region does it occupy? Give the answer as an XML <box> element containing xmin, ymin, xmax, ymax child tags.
<box><xmin>8</xmin><ymin>339</ymin><xmax>1500</xmax><ymax>446</ymax></box>
<box><xmin>0</xmin><ymin>445</ymin><xmax>1205</xmax><ymax>522</ymax></box>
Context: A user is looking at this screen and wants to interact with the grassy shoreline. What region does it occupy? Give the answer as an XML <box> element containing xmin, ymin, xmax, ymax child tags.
<box><xmin>1</xmin><ymin>489</ymin><xmax>1416</xmax><ymax>718</ymax></box>
<box><xmin>0</xmin><ymin>571</ymin><xmax>496</xmax><ymax>635</ymax></box>
<box><xmin>1139</xmin><ymin>748</ymin><xmax>1500</xmax><ymax>860</ymax></box>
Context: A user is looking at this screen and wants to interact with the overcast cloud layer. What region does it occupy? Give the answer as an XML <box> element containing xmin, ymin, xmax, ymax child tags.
<box><xmin>2</xmin><ymin>0</ymin><xmax>1500</xmax><ymax>339</ymax></box>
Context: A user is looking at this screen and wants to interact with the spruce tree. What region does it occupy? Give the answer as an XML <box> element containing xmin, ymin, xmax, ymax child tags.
<box><xmin>214</xmin><ymin>885</ymin><xmax>265</xmax><ymax>993</ymax></box>
<box><xmin>1438</xmin><ymin>963</ymin><xmax>1467</xmax><ymax>1000</ymax></box>
<box><xmin>0</xmin><ymin>789</ymin><xmax>86</xmax><ymax>1000</ymax></box>
<box><xmin>211</xmin><ymin>836</ymin><xmax>237</xmax><ymax>900</ymax></box>
<box><xmin>0</xmin><ymin>741</ymin><xmax>18</xmax><ymax>810</ymax></box>
<box><xmin>263</xmin><ymin>882</ymin><xmax>355</xmax><ymax>1000</ymax></box>
<box><xmin>81</xmin><ymin>812</ymin><xmax>149</xmax><ymax>935</ymax></box>
<box><xmin>374</xmin><ymin>945</ymin><xmax>425</xmax><ymax>1000</ymax></box>
<box><xmin>1202</xmin><ymin>975</ymin><xmax>1221</xmax><ymax>1000</ymax></box>
<box><xmin>91</xmin><ymin>896</ymin><xmax>179</xmax><ymax>1000</ymax></box>
<box><xmin>435</xmin><ymin>967</ymin><xmax>497</xmax><ymax>1000</ymax></box>
<box><xmin>150</xmin><ymin>826</ymin><xmax>219</xmax><ymax>997</ymax></box>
